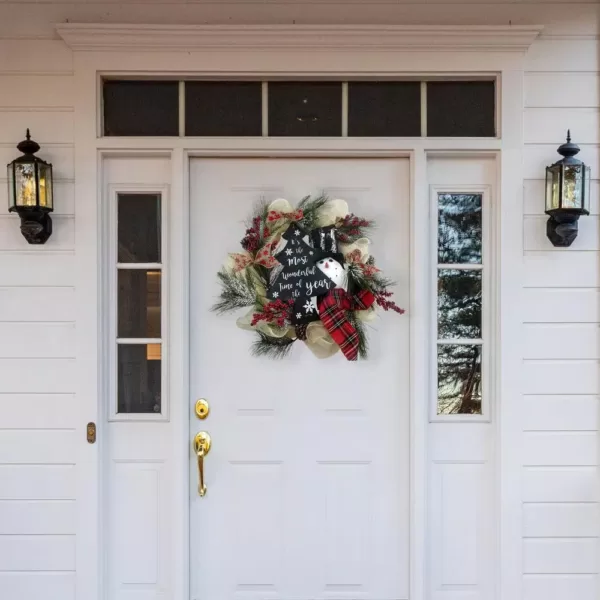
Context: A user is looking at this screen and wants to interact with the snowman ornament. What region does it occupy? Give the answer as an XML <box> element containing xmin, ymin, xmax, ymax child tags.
<box><xmin>316</xmin><ymin>256</ymin><xmax>348</xmax><ymax>291</ymax></box>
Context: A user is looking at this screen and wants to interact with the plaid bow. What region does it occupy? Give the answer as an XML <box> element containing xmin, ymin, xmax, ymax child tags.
<box><xmin>266</xmin><ymin>209</ymin><xmax>304</xmax><ymax>227</ymax></box>
<box><xmin>230</xmin><ymin>239</ymin><xmax>280</xmax><ymax>271</ymax></box>
<box><xmin>317</xmin><ymin>288</ymin><xmax>375</xmax><ymax>361</ymax></box>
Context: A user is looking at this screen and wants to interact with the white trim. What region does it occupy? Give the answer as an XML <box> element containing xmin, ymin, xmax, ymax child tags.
<box><xmin>57</xmin><ymin>24</ymin><xmax>543</xmax><ymax>53</ymax></box>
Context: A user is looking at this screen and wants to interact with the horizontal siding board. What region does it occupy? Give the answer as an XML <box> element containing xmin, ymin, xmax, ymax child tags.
<box><xmin>522</xmin><ymin>289</ymin><xmax>600</xmax><ymax>324</ymax></box>
<box><xmin>0</xmin><ymin>465</ymin><xmax>75</xmax><ymax>500</ymax></box>
<box><xmin>524</xmin><ymin>575</ymin><xmax>599</xmax><ymax>600</ymax></box>
<box><xmin>525</xmin><ymin>108</ymin><xmax>600</xmax><ymax>144</ymax></box>
<box><xmin>524</xmin><ymin>179</ymin><xmax>600</xmax><ymax>216</ymax></box>
<box><xmin>0</xmin><ymin>74</ymin><xmax>74</xmax><ymax>108</ymax></box>
<box><xmin>0</xmin><ymin>535</ymin><xmax>75</xmax><ymax>571</ymax></box>
<box><xmin>0</xmin><ymin>572</ymin><xmax>75</xmax><ymax>600</ymax></box>
<box><xmin>524</xmin><ymin>145</ymin><xmax>599</xmax><ymax>179</ymax></box>
<box><xmin>0</xmin><ymin>287</ymin><xmax>75</xmax><ymax>322</ymax></box>
<box><xmin>523</xmin><ymin>503</ymin><xmax>599</xmax><ymax>538</ymax></box>
<box><xmin>0</xmin><ymin>500</ymin><xmax>75</xmax><ymax>534</ymax></box>
<box><xmin>523</xmin><ymin>467</ymin><xmax>599</xmax><ymax>503</ymax></box>
<box><xmin>523</xmin><ymin>432</ymin><xmax>598</xmax><ymax>467</ymax></box>
<box><xmin>523</xmin><ymin>538</ymin><xmax>599</xmax><ymax>574</ymax></box>
<box><xmin>524</xmin><ymin>252</ymin><xmax>600</xmax><ymax>288</ymax></box>
<box><xmin>523</xmin><ymin>324</ymin><xmax>600</xmax><ymax>360</ymax></box>
<box><xmin>524</xmin><ymin>216</ymin><xmax>600</xmax><ymax>251</ymax></box>
<box><xmin>0</xmin><ymin>110</ymin><xmax>73</xmax><ymax>145</ymax></box>
<box><xmin>0</xmin><ymin>358</ymin><xmax>75</xmax><ymax>393</ymax></box>
<box><xmin>0</xmin><ymin>254</ymin><xmax>75</xmax><ymax>287</ymax></box>
<box><xmin>0</xmin><ymin>181</ymin><xmax>75</xmax><ymax>215</ymax></box>
<box><xmin>0</xmin><ymin>216</ymin><xmax>74</xmax><ymax>252</ymax></box>
<box><xmin>0</xmin><ymin>323</ymin><xmax>74</xmax><ymax>358</ymax></box>
<box><xmin>522</xmin><ymin>395</ymin><xmax>599</xmax><ymax>431</ymax></box>
<box><xmin>523</xmin><ymin>360</ymin><xmax>598</xmax><ymax>395</ymax></box>
<box><xmin>525</xmin><ymin>73</ymin><xmax>600</xmax><ymax>108</ymax></box>
<box><xmin>0</xmin><ymin>394</ymin><xmax>76</xmax><ymax>429</ymax></box>
<box><xmin>0</xmin><ymin>40</ymin><xmax>72</xmax><ymax>74</ymax></box>
<box><xmin>525</xmin><ymin>40</ymin><xmax>599</xmax><ymax>72</ymax></box>
<box><xmin>0</xmin><ymin>430</ymin><xmax>76</xmax><ymax>464</ymax></box>
<box><xmin>0</xmin><ymin>145</ymin><xmax>74</xmax><ymax>181</ymax></box>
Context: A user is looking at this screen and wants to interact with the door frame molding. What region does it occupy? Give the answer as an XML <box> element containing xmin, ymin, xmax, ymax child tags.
<box><xmin>62</xmin><ymin>23</ymin><xmax>538</xmax><ymax>600</ymax></box>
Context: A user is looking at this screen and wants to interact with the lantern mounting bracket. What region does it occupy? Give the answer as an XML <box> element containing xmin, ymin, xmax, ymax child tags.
<box><xmin>17</xmin><ymin>208</ymin><xmax>53</xmax><ymax>245</ymax></box>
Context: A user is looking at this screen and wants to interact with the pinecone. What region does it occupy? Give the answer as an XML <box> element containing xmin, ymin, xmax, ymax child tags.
<box><xmin>295</xmin><ymin>323</ymin><xmax>308</xmax><ymax>341</ymax></box>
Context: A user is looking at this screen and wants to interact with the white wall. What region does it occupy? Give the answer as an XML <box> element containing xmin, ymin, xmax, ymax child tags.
<box><xmin>0</xmin><ymin>1</ymin><xmax>598</xmax><ymax>600</ymax></box>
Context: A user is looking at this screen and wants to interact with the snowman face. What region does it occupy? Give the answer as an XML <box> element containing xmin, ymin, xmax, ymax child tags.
<box><xmin>316</xmin><ymin>257</ymin><xmax>347</xmax><ymax>290</ymax></box>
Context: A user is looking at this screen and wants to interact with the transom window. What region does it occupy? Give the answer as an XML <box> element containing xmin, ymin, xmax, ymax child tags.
<box><xmin>102</xmin><ymin>79</ymin><xmax>496</xmax><ymax>138</ymax></box>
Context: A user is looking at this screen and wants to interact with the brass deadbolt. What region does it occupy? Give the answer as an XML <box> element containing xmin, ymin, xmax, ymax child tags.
<box><xmin>195</xmin><ymin>398</ymin><xmax>210</xmax><ymax>420</ymax></box>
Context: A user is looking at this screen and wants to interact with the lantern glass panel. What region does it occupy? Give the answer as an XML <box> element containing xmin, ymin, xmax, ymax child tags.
<box><xmin>545</xmin><ymin>164</ymin><xmax>561</xmax><ymax>211</ymax></box>
<box><xmin>37</xmin><ymin>163</ymin><xmax>53</xmax><ymax>209</ymax></box>
<box><xmin>14</xmin><ymin>162</ymin><xmax>37</xmax><ymax>207</ymax></box>
<box><xmin>7</xmin><ymin>164</ymin><xmax>15</xmax><ymax>209</ymax></box>
<box><xmin>562</xmin><ymin>164</ymin><xmax>583</xmax><ymax>209</ymax></box>
<box><xmin>584</xmin><ymin>166</ymin><xmax>591</xmax><ymax>210</ymax></box>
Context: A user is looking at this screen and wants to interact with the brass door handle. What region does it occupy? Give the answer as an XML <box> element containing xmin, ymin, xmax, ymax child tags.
<box><xmin>193</xmin><ymin>431</ymin><xmax>211</xmax><ymax>497</ymax></box>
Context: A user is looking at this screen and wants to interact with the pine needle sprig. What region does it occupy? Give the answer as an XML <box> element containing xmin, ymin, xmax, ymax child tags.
<box><xmin>251</xmin><ymin>332</ymin><xmax>295</xmax><ymax>359</ymax></box>
<box><xmin>297</xmin><ymin>194</ymin><xmax>329</xmax><ymax>231</ymax></box>
<box><xmin>211</xmin><ymin>269</ymin><xmax>259</xmax><ymax>315</ymax></box>
<box><xmin>347</xmin><ymin>311</ymin><xmax>369</xmax><ymax>360</ymax></box>
<box><xmin>335</xmin><ymin>213</ymin><xmax>375</xmax><ymax>243</ymax></box>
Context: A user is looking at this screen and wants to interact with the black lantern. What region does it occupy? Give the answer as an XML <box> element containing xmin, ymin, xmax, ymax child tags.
<box><xmin>545</xmin><ymin>131</ymin><xmax>591</xmax><ymax>247</ymax></box>
<box><xmin>7</xmin><ymin>129</ymin><xmax>53</xmax><ymax>244</ymax></box>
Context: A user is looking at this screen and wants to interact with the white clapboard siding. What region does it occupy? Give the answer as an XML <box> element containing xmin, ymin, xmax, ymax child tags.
<box><xmin>525</xmin><ymin>39</ymin><xmax>599</xmax><ymax>72</ymax></box>
<box><xmin>524</xmin><ymin>179</ymin><xmax>600</xmax><ymax>216</ymax></box>
<box><xmin>0</xmin><ymin>358</ymin><xmax>75</xmax><ymax>394</ymax></box>
<box><xmin>524</xmin><ymin>324</ymin><xmax>600</xmax><ymax>360</ymax></box>
<box><xmin>0</xmin><ymin>572</ymin><xmax>75</xmax><ymax>600</ymax></box>
<box><xmin>525</xmin><ymin>73</ymin><xmax>600</xmax><ymax>108</ymax></box>
<box><xmin>522</xmin><ymin>396</ymin><xmax>599</xmax><ymax>431</ymax></box>
<box><xmin>0</xmin><ymin>430</ymin><xmax>76</xmax><ymax>464</ymax></box>
<box><xmin>523</xmin><ymin>289</ymin><xmax>600</xmax><ymax>324</ymax></box>
<box><xmin>0</xmin><ymin>74</ymin><xmax>74</xmax><ymax>108</ymax></box>
<box><xmin>523</xmin><ymin>503</ymin><xmax>599</xmax><ymax>538</ymax></box>
<box><xmin>0</xmin><ymin>180</ymin><xmax>75</xmax><ymax>215</ymax></box>
<box><xmin>524</xmin><ymin>251</ymin><xmax>600</xmax><ymax>288</ymax></box>
<box><xmin>523</xmin><ymin>432</ymin><xmax>598</xmax><ymax>467</ymax></box>
<box><xmin>0</xmin><ymin>145</ymin><xmax>74</xmax><ymax>180</ymax></box>
<box><xmin>524</xmin><ymin>145</ymin><xmax>600</xmax><ymax>179</ymax></box>
<box><xmin>523</xmin><ymin>467</ymin><xmax>599</xmax><ymax>503</ymax></box>
<box><xmin>525</xmin><ymin>108</ymin><xmax>600</xmax><ymax>144</ymax></box>
<box><xmin>0</xmin><ymin>500</ymin><xmax>76</xmax><ymax>534</ymax></box>
<box><xmin>0</xmin><ymin>394</ymin><xmax>76</xmax><ymax>429</ymax></box>
<box><xmin>524</xmin><ymin>575</ymin><xmax>599</xmax><ymax>600</ymax></box>
<box><xmin>523</xmin><ymin>360</ymin><xmax>598</xmax><ymax>395</ymax></box>
<box><xmin>0</xmin><ymin>110</ymin><xmax>73</xmax><ymax>145</ymax></box>
<box><xmin>0</xmin><ymin>216</ymin><xmax>75</xmax><ymax>252</ymax></box>
<box><xmin>523</xmin><ymin>538</ymin><xmax>599</xmax><ymax>574</ymax></box>
<box><xmin>525</xmin><ymin>216</ymin><xmax>600</xmax><ymax>252</ymax></box>
<box><xmin>0</xmin><ymin>465</ymin><xmax>75</xmax><ymax>500</ymax></box>
<box><xmin>0</xmin><ymin>535</ymin><xmax>75</xmax><ymax>571</ymax></box>
<box><xmin>0</xmin><ymin>286</ymin><xmax>75</xmax><ymax>322</ymax></box>
<box><xmin>0</xmin><ymin>254</ymin><xmax>75</xmax><ymax>287</ymax></box>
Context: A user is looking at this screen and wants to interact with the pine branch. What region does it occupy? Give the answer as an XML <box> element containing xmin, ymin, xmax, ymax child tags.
<box><xmin>348</xmin><ymin>311</ymin><xmax>369</xmax><ymax>360</ymax></box>
<box><xmin>211</xmin><ymin>269</ymin><xmax>258</xmax><ymax>315</ymax></box>
<box><xmin>251</xmin><ymin>332</ymin><xmax>295</xmax><ymax>359</ymax></box>
<box><xmin>297</xmin><ymin>194</ymin><xmax>329</xmax><ymax>231</ymax></box>
<box><xmin>335</xmin><ymin>213</ymin><xmax>375</xmax><ymax>243</ymax></box>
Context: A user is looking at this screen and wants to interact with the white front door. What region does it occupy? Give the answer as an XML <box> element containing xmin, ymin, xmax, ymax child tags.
<box><xmin>189</xmin><ymin>158</ymin><xmax>410</xmax><ymax>600</ymax></box>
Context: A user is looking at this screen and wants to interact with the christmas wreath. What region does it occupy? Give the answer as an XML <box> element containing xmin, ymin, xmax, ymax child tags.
<box><xmin>212</xmin><ymin>195</ymin><xmax>404</xmax><ymax>360</ymax></box>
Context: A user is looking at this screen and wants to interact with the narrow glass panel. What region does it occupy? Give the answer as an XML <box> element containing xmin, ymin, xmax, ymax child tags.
<box><xmin>15</xmin><ymin>163</ymin><xmax>36</xmax><ymax>207</ymax></box>
<box><xmin>438</xmin><ymin>193</ymin><xmax>482</xmax><ymax>264</ymax></box>
<box><xmin>118</xmin><ymin>194</ymin><xmax>161</xmax><ymax>263</ymax></box>
<box><xmin>438</xmin><ymin>269</ymin><xmax>482</xmax><ymax>339</ymax></box>
<box><xmin>118</xmin><ymin>344</ymin><xmax>161</xmax><ymax>413</ymax></box>
<box><xmin>185</xmin><ymin>81</ymin><xmax>262</xmax><ymax>136</ymax></box>
<box><xmin>437</xmin><ymin>344</ymin><xmax>482</xmax><ymax>415</ymax></box>
<box><xmin>268</xmin><ymin>82</ymin><xmax>342</xmax><ymax>137</ymax></box>
<box><xmin>38</xmin><ymin>163</ymin><xmax>53</xmax><ymax>209</ymax></box>
<box><xmin>103</xmin><ymin>80</ymin><xmax>179</xmax><ymax>137</ymax></box>
<box><xmin>427</xmin><ymin>81</ymin><xmax>495</xmax><ymax>137</ymax></box>
<box><xmin>348</xmin><ymin>82</ymin><xmax>421</xmax><ymax>137</ymax></box>
<box><xmin>546</xmin><ymin>166</ymin><xmax>561</xmax><ymax>211</ymax></box>
<box><xmin>563</xmin><ymin>164</ymin><xmax>583</xmax><ymax>209</ymax></box>
<box><xmin>118</xmin><ymin>270</ymin><xmax>161</xmax><ymax>338</ymax></box>
<box><xmin>7</xmin><ymin>164</ymin><xmax>15</xmax><ymax>209</ymax></box>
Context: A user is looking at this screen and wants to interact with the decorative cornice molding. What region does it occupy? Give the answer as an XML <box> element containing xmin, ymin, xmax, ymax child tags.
<box><xmin>56</xmin><ymin>24</ymin><xmax>543</xmax><ymax>53</ymax></box>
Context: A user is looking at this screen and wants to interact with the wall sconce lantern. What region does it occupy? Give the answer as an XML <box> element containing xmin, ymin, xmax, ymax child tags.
<box><xmin>545</xmin><ymin>131</ymin><xmax>590</xmax><ymax>247</ymax></box>
<box><xmin>7</xmin><ymin>129</ymin><xmax>53</xmax><ymax>244</ymax></box>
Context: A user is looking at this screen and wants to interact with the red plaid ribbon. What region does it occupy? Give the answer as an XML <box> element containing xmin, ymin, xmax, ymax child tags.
<box><xmin>317</xmin><ymin>289</ymin><xmax>375</xmax><ymax>361</ymax></box>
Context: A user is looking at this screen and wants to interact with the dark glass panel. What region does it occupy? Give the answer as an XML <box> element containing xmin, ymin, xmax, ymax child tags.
<box><xmin>118</xmin><ymin>344</ymin><xmax>161</xmax><ymax>413</ymax></box>
<box><xmin>348</xmin><ymin>82</ymin><xmax>421</xmax><ymax>137</ymax></box>
<box><xmin>438</xmin><ymin>269</ymin><xmax>482</xmax><ymax>340</ymax></box>
<box><xmin>268</xmin><ymin>82</ymin><xmax>342</xmax><ymax>137</ymax></box>
<box><xmin>438</xmin><ymin>193</ymin><xmax>482</xmax><ymax>264</ymax></box>
<box><xmin>437</xmin><ymin>344</ymin><xmax>482</xmax><ymax>415</ymax></box>
<box><xmin>118</xmin><ymin>194</ymin><xmax>161</xmax><ymax>263</ymax></box>
<box><xmin>185</xmin><ymin>82</ymin><xmax>262</xmax><ymax>136</ymax></box>
<box><xmin>427</xmin><ymin>81</ymin><xmax>495</xmax><ymax>137</ymax></box>
<box><xmin>103</xmin><ymin>80</ymin><xmax>179</xmax><ymax>136</ymax></box>
<box><xmin>118</xmin><ymin>270</ymin><xmax>161</xmax><ymax>338</ymax></box>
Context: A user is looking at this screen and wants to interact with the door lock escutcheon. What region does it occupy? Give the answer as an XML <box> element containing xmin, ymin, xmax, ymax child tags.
<box><xmin>193</xmin><ymin>431</ymin><xmax>211</xmax><ymax>497</ymax></box>
<box><xmin>195</xmin><ymin>398</ymin><xmax>210</xmax><ymax>420</ymax></box>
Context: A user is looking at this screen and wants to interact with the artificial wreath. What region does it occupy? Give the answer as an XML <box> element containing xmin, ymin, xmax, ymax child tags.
<box><xmin>212</xmin><ymin>195</ymin><xmax>404</xmax><ymax>360</ymax></box>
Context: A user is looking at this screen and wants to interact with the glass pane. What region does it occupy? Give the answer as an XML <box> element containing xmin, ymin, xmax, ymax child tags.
<box><xmin>118</xmin><ymin>344</ymin><xmax>161</xmax><ymax>413</ymax></box>
<box><xmin>438</xmin><ymin>269</ymin><xmax>482</xmax><ymax>339</ymax></box>
<box><xmin>38</xmin><ymin>163</ymin><xmax>53</xmax><ymax>209</ymax></box>
<box><xmin>14</xmin><ymin>163</ymin><xmax>37</xmax><ymax>207</ymax></box>
<box><xmin>427</xmin><ymin>81</ymin><xmax>495</xmax><ymax>137</ymax></box>
<box><xmin>118</xmin><ymin>270</ymin><xmax>161</xmax><ymax>338</ymax></box>
<box><xmin>438</xmin><ymin>193</ymin><xmax>482</xmax><ymax>264</ymax></box>
<box><xmin>185</xmin><ymin>81</ymin><xmax>262</xmax><ymax>136</ymax></box>
<box><xmin>546</xmin><ymin>165</ymin><xmax>561</xmax><ymax>211</ymax></box>
<box><xmin>103</xmin><ymin>80</ymin><xmax>179</xmax><ymax>136</ymax></box>
<box><xmin>348</xmin><ymin>82</ymin><xmax>421</xmax><ymax>137</ymax></box>
<box><xmin>437</xmin><ymin>344</ymin><xmax>482</xmax><ymax>415</ymax></box>
<box><xmin>7</xmin><ymin>164</ymin><xmax>14</xmax><ymax>209</ymax></box>
<box><xmin>563</xmin><ymin>164</ymin><xmax>583</xmax><ymax>209</ymax></box>
<box><xmin>268</xmin><ymin>82</ymin><xmax>342</xmax><ymax>137</ymax></box>
<box><xmin>118</xmin><ymin>194</ymin><xmax>161</xmax><ymax>263</ymax></box>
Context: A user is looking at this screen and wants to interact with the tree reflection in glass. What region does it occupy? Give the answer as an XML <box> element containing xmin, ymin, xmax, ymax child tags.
<box><xmin>438</xmin><ymin>269</ymin><xmax>482</xmax><ymax>339</ymax></box>
<box><xmin>437</xmin><ymin>344</ymin><xmax>482</xmax><ymax>414</ymax></box>
<box><xmin>438</xmin><ymin>193</ymin><xmax>482</xmax><ymax>264</ymax></box>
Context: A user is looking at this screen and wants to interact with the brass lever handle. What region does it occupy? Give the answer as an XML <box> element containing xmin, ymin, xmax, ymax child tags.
<box><xmin>193</xmin><ymin>431</ymin><xmax>211</xmax><ymax>497</ymax></box>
